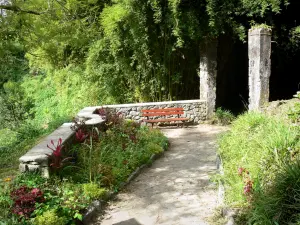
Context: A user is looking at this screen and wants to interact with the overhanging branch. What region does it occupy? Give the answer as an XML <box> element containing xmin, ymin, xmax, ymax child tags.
<box><xmin>0</xmin><ymin>5</ymin><xmax>42</xmax><ymax>15</ymax></box>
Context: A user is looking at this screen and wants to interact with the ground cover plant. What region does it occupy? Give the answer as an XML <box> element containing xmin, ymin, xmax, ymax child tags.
<box><xmin>213</xmin><ymin>107</ymin><xmax>236</xmax><ymax>125</ymax></box>
<box><xmin>218</xmin><ymin>98</ymin><xmax>300</xmax><ymax>224</ymax></box>
<box><xmin>0</xmin><ymin>110</ymin><xmax>168</xmax><ymax>224</ymax></box>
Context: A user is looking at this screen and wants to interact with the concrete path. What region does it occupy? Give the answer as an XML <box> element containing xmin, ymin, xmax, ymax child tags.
<box><xmin>96</xmin><ymin>125</ymin><xmax>226</xmax><ymax>225</ymax></box>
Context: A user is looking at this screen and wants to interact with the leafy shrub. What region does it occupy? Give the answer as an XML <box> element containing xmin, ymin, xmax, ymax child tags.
<box><xmin>218</xmin><ymin>112</ymin><xmax>300</xmax><ymax>206</ymax></box>
<box><xmin>248</xmin><ymin>161</ymin><xmax>300</xmax><ymax>225</ymax></box>
<box><xmin>72</xmin><ymin>112</ymin><xmax>168</xmax><ymax>187</ymax></box>
<box><xmin>83</xmin><ymin>183</ymin><xmax>107</xmax><ymax>199</ymax></box>
<box><xmin>10</xmin><ymin>186</ymin><xmax>44</xmax><ymax>218</ymax></box>
<box><xmin>0</xmin><ymin>81</ymin><xmax>34</xmax><ymax>128</ymax></box>
<box><xmin>146</xmin><ymin>142</ymin><xmax>164</xmax><ymax>154</ymax></box>
<box><xmin>0</xmin><ymin>129</ymin><xmax>17</xmax><ymax>148</ymax></box>
<box><xmin>214</xmin><ymin>107</ymin><xmax>235</xmax><ymax>125</ymax></box>
<box><xmin>13</xmin><ymin>172</ymin><xmax>47</xmax><ymax>189</ymax></box>
<box><xmin>33</xmin><ymin>181</ymin><xmax>89</xmax><ymax>223</ymax></box>
<box><xmin>34</xmin><ymin>210</ymin><xmax>65</xmax><ymax>225</ymax></box>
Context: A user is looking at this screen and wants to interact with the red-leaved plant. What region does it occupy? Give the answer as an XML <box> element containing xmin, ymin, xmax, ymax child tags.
<box><xmin>95</xmin><ymin>108</ymin><xmax>123</xmax><ymax>127</ymax></box>
<box><xmin>46</xmin><ymin>138</ymin><xmax>72</xmax><ymax>175</ymax></box>
<box><xmin>238</xmin><ymin>167</ymin><xmax>254</xmax><ymax>201</ymax></box>
<box><xmin>75</xmin><ymin>129</ymin><xmax>88</xmax><ymax>143</ymax></box>
<box><xmin>10</xmin><ymin>186</ymin><xmax>44</xmax><ymax>218</ymax></box>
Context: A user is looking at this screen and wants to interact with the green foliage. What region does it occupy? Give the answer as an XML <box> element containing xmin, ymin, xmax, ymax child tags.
<box><xmin>32</xmin><ymin>181</ymin><xmax>89</xmax><ymax>224</ymax></box>
<box><xmin>248</xmin><ymin>161</ymin><xmax>300</xmax><ymax>225</ymax></box>
<box><xmin>0</xmin><ymin>129</ymin><xmax>17</xmax><ymax>148</ymax></box>
<box><xmin>0</xmin><ymin>181</ymin><xmax>14</xmax><ymax>222</ymax></box>
<box><xmin>250</xmin><ymin>22</ymin><xmax>272</xmax><ymax>30</ymax></box>
<box><xmin>288</xmin><ymin>92</ymin><xmax>300</xmax><ymax>123</ymax></box>
<box><xmin>145</xmin><ymin>142</ymin><xmax>164</xmax><ymax>154</ymax></box>
<box><xmin>72</xmin><ymin>117</ymin><xmax>168</xmax><ymax>187</ymax></box>
<box><xmin>13</xmin><ymin>172</ymin><xmax>47</xmax><ymax>189</ymax></box>
<box><xmin>0</xmin><ymin>81</ymin><xmax>34</xmax><ymax>128</ymax></box>
<box><xmin>214</xmin><ymin>108</ymin><xmax>235</xmax><ymax>125</ymax></box>
<box><xmin>33</xmin><ymin>210</ymin><xmax>65</xmax><ymax>225</ymax></box>
<box><xmin>218</xmin><ymin>112</ymin><xmax>300</xmax><ymax>206</ymax></box>
<box><xmin>83</xmin><ymin>183</ymin><xmax>107</xmax><ymax>199</ymax></box>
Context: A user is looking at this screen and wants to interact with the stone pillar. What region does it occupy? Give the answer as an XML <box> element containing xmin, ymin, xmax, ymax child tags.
<box><xmin>200</xmin><ymin>39</ymin><xmax>218</xmax><ymax>119</ymax></box>
<box><xmin>248</xmin><ymin>28</ymin><xmax>271</xmax><ymax>110</ymax></box>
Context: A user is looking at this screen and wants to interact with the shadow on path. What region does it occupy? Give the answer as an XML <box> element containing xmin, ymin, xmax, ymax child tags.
<box><xmin>96</xmin><ymin>125</ymin><xmax>227</xmax><ymax>225</ymax></box>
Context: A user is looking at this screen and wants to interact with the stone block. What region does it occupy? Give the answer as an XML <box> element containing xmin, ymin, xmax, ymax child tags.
<box><xmin>129</xmin><ymin>111</ymin><xmax>139</xmax><ymax>116</ymax></box>
<box><xmin>85</xmin><ymin>118</ymin><xmax>104</xmax><ymax>126</ymax></box>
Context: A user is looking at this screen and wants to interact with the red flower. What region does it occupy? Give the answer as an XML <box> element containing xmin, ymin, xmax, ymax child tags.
<box><xmin>243</xmin><ymin>181</ymin><xmax>253</xmax><ymax>195</ymax></box>
<box><xmin>76</xmin><ymin>129</ymin><xmax>88</xmax><ymax>143</ymax></box>
<box><xmin>238</xmin><ymin>167</ymin><xmax>244</xmax><ymax>176</ymax></box>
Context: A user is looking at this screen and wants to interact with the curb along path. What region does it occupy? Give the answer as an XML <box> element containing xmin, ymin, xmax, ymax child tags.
<box><xmin>97</xmin><ymin>125</ymin><xmax>226</xmax><ymax>225</ymax></box>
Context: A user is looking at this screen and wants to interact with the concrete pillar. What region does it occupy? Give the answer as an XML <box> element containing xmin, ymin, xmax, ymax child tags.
<box><xmin>248</xmin><ymin>28</ymin><xmax>271</xmax><ymax>110</ymax></box>
<box><xmin>200</xmin><ymin>39</ymin><xmax>218</xmax><ymax>119</ymax></box>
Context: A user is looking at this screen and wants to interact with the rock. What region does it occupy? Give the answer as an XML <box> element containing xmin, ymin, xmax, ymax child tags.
<box><xmin>85</xmin><ymin>118</ymin><xmax>104</xmax><ymax>126</ymax></box>
<box><xmin>129</xmin><ymin>111</ymin><xmax>139</xmax><ymax>116</ymax></box>
<box><xmin>83</xmin><ymin>200</ymin><xmax>102</xmax><ymax>225</ymax></box>
<box><xmin>19</xmin><ymin>163</ymin><xmax>29</xmax><ymax>173</ymax></box>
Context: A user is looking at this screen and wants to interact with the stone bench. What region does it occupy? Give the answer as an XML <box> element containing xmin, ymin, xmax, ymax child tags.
<box><xmin>19</xmin><ymin>112</ymin><xmax>105</xmax><ymax>177</ymax></box>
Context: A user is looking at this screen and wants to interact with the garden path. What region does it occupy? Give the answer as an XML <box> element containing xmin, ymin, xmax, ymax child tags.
<box><xmin>96</xmin><ymin>124</ymin><xmax>226</xmax><ymax>225</ymax></box>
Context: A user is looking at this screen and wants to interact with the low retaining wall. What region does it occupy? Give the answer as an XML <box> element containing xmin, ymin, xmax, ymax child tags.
<box><xmin>78</xmin><ymin>100</ymin><xmax>207</xmax><ymax>124</ymax></box>
<box><xmin>19</xmin><ymin>99</ymin><xmax>207</xmax><ymax>176</ymax></box>
<box><xmin>19</xmin><ymin>119</ymin><xmax>105</xmax><ymax>177</ymax></box>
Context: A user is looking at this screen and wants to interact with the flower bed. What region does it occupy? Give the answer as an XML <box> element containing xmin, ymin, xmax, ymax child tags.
<box><xmin>0</xmin><ymin>109</ymin><xmax>168</xmax><ymax>224</ymax></box>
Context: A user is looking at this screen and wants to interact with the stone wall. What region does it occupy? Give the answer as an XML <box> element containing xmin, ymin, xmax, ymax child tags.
<box><xmin>77</xmin><ymin>100</ymin><xmax>207</xmax><ymax>124</ymax></box>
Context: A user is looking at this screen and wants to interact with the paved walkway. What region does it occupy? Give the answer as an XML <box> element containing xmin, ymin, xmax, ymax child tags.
<box><xmin>97</xmin><ymin>125</ymin><xmax>226</xmax><ymax>225</ymax></box>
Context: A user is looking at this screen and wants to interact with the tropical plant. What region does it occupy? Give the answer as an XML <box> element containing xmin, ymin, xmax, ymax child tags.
<box><xmin>10</xmin><ymin>186</ymin><xmax>44</xmax><ymax>218</ymax></box>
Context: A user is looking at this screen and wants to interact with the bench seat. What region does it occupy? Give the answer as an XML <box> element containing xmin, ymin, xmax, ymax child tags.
<box><xmin>141</xmin><ymin>107</ymin><xmax>188</xmax><ymax>127</ymax></box>
<box><xmin>143</xmin><ymin>118</ymin><xmax>189</xmax><ymax>123</ymax></box>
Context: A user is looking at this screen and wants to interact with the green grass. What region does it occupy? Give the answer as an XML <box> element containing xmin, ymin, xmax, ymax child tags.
<box><xmin>0</xmin><ymin>116</ymin><xmax>71</xmax><ymax>180</ymax></box>
<box><xmin>218</xmin><ymin>112</ymin><xmax>300</xmax><ymax>207</ymax></box>
<box><xmin>214</xmin><ymin>107</ymin><xmax>235</xmax><ymax>125</ymax></box>
<box><xmin>248</xmin><ymin>161</ymin><xmax>300</xmax><ymax>225</ymax></box>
